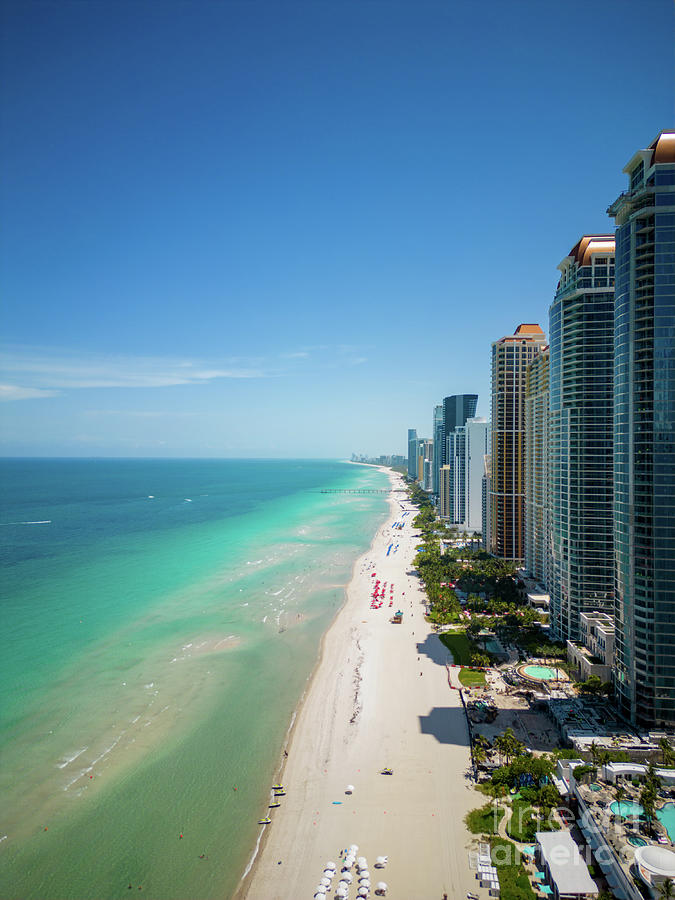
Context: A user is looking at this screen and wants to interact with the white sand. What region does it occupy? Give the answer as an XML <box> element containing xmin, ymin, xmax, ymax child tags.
<box><xmin>237</xmin><ymin>469</ymin><xmax>477</xmax><ymax>900</ymax></box>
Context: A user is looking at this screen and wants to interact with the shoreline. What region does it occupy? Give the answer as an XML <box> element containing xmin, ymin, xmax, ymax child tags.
<box><xmin>236</xmin><ymin>467</ymin><xmax>477</xmax><ymax>900</ymax></box>
<box><xmin>234</xmin><ymin>465</ymin><xmax>395</xmax><ymax>892</ymax></box>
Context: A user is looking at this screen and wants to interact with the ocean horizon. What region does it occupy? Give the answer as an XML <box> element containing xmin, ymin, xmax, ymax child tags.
<box><xmin>0</xmin><ymin>458</ymin><xmax>390</xmax><ymax>899</ymax></box>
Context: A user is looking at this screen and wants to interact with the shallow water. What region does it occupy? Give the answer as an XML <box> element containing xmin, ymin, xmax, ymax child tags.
<box><xmin>0</xmin><ymin>459</ymin><xmax>389</xmax><ymax>899</ymax></box>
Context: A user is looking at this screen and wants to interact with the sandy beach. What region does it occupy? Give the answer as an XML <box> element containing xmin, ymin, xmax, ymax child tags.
<box><xmin>237</xmin><ymin>468</ymin><xmax>477</xmax><ymax>900</ymax></box>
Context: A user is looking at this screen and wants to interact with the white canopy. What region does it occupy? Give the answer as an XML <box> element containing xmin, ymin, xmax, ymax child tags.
<box><xmin>325</xmin><ymin>862</ymin><xmax>337</xmax><ymax>870</ymax></box>
<box><xmin>375</xmin><ymin>856</ymin><xmax>388</xmax><ymax>866</ymax></box>
<box><xmin>350</xmin><ymin>844</ymin><xmax>359</xmax><ymax>852</ymax></box>
<box><xmin>342</xmin><ymin>872</ymin><xmax>353</xmax><ymax>884</ymax></box>
<box><xmin>346</xmin><ymin>785</ymin><xmax>355</xmax><ymax>793</ymax></box>
<box><xmin>320</xmin><ymin>876</ymin><xmax>331</xmax><ymax>887</ymax></box>
<box><xmin>376</xmin><ymin>882</ymin><xmax>388</xmax><ymax>890</ymax></box>
<box><xmin>357</xmin><ymin>856</ymin><xmax>368</xmax><ymax>868</ymax></box>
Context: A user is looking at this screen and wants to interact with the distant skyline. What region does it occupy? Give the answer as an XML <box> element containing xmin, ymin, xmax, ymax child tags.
<box><xmin>2</xmin><ymin>0</ymin><xmax>673</xmax><ymax>457</ymax></box>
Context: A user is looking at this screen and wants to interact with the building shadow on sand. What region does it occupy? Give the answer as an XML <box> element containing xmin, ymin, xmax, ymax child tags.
<box><xmin>416</xmin><ymin>633</ymin><xmax>450</xmax><ymax>667</ymax></box>
<box><xmin>419</xmin><ymin>706</ymin><xmax>471</xmax><ymax>746</ymax></box>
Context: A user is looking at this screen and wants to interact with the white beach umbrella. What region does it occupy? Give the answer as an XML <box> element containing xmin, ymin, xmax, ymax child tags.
<box><xmin>375</xmin><ymin>856</ymin><xmax>388</xmax><ymax>867</ymax></box>
<box><xmin>325</xmin><ymin>862</ymin><xmax>337</xmax><ymax>871</ymax></box>
<box><xmin>345</xmin><ymin>785</ymin><xmax>355</xmax><ymax>794</ymax></box>
<box><xmin>376</xmin><ymin>882</ymin><xmax>388</xmax><ymax>893</ymax></box>
<box><xmin>350</xmin><ymin>844</ymin><xmax>359</xmax><ymax>853</ymax></box>
<box><xmin>320</xmin><ymin>876</ymin><xmax>331</xmax><ymax>887</ymax></box>
<box><xmin>359</xmin><ymin>870</ymin><xmax>370</xmax><ymax>881</ymax></box>
<box><xmin>359</xmin><ymin>879</ymin><xmax>371</xmax><ymax>889</ymax></box>
<box><xmin>314</xmin><ymin>893</ymin><xmax>326</xmax><ymax>900</ymax></box>
<box><xmin>342</xmin><ymin>872</ymin><xmax>353</xmax><ymax>884</ymax></box>
<box><xmin>336</xmin><ymin>884</ymin><xmax>349</xmax><ymax>897</ymax></box>
<box><xmin>357</xmin><ymin>856</ymin><xmax>367</xmax><ymax>868</ymax></box>
<box><xmin>342</xmin><ymin>857</ymin><xmax>354</xmax><ymax>870</ymax></box>
<box><xmin>314</xmin><ymin>889</ymin><xmax>326</xmax><ymax>898</ymax></box>
<box><xmin>357</xmin><ymin>890</ymin><xmax>368</xmax><ymax>899</ymax></box>
<box><xmin>323</xmin><ymin>868</ymin><xmax>335</xmax><ymax>878</ymax></box>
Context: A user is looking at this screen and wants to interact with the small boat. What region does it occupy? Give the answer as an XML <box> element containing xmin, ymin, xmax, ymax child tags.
<box><xmin>258</xmin><ymin>816</ymin><xmax>271</xmax><ymax>825</ymax></box>
<box><xmin>272</xmin><ymin>783</ymin><xmax>284</xmax><ymax>790</ymax></box>
<box><xmin>273</xmin><ymin>790</ymin><xmax>286</xmax><ymax>796</ymax></box>
<box><xmin>269</xmin><ymin>801</ymin><xmax>281</xmax><ymax>808</ymax></box>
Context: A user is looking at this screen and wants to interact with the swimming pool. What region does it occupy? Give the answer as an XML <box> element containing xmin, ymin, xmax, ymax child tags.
<box><xmin>589</xmin><ymin>783</ymin><xmax>602</xmax><ymax>791</ymax></box>
<box><xmin>657</xmin><ymin>802</ymin><xmax>675</xmax><ymax>841</ymax></box>
<box><xmin>520</xmin><ymin>664</ymin><xmax>559</xmax><ymax>681</ymax></box>
<box><xmin>627</xmin><ymin>836</ymin><xmax>647</xmax><ymax>847</ymax></box>
<box><xmin>610</xmin><ymin>800</ymin><xmax>644</xmax><ymax>818</ymax></box>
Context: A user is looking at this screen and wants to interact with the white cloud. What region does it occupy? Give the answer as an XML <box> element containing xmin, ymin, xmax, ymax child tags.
<box><xmin>0</xmin><ymin>347</ymin><xmax>271</xmax><ymax>395</ymax></box>
<box><xmin>0</xmin><ymin>384</ymin><xmax>60</xmax><ymax>401</ymax></box>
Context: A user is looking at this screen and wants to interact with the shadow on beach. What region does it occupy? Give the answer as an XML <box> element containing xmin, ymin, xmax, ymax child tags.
<box><xmin>416</xmin><ymin>633</ymin><xmax>450</xmax><ymax>667</ymax></box>
<box><xmin>418</xmin><ymin>706</ymin><xmax>471</xmax><ymax>746</ymax></box>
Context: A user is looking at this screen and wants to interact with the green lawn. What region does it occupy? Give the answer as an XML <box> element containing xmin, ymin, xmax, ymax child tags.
<box><xmin>439</xmin><ymin>630</ymin><xmax>477</xmax><ymax>665</ymax></box>
<box><xmin>459</xmin><ymin>667</ymin><xmax>487</xmax><ymax>687</ymax></box>
<box><xmin>465</xmin><ymin>802</ymin><xmax>505</xmax><ymax>834</ymax></box>
<box><xmin>490</xmin><ymin>836</ymin><xmax>536</xmax><ymax>900</ymax></box>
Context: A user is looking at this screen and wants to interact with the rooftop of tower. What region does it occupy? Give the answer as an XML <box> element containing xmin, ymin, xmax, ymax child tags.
<box><xmin>514</xmin><ymin>323</ymin><xmax>545</xmax><ymax>335</ymax></box>
<box><xmin>623</xmin><ymin>129</ymin><xmax>675</xmax><ymax>174</ymax></box>
<box><xmin>559</xmin><ymin>235</ymin><xmax>615</xmax><ymax>271</ymax></box>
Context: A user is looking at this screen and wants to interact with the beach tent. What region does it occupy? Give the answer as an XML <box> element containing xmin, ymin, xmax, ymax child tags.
<box><xmin>375</xmin><ymin>882</ymin><xmax>388</xmax><ymax>895</ymax></box>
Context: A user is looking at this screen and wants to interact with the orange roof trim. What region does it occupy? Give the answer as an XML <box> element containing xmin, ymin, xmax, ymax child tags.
<box><xmin>651</xmin><ymin>131</ymin><xmax>675</xmax><ymax>164</ymax></box>
<box><xmin>514</xmin><ymin>323</ymin><xmax>545</xmax><ymax>335</ymax></box>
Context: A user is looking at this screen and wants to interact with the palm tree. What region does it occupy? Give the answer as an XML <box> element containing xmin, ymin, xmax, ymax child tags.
<box><xmin>659</xmin><ymin>878</ymin><xmax>674</xmax><ymax>900</ymax></box>
<box><xmin>660</xmin><ymin>738</ymin><xmax>674</xmax><ymax>767</ymax></box>
<box><xmin>589</xmin><ymin>741</ymin><xmax>599</xmax><ymax>765</ymax></box>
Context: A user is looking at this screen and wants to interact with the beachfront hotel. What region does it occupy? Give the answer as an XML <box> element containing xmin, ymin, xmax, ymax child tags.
<box><xmin>524</xmin><ymin>346</ymin><xmax>550</xmax><ymax>589</ymax></box>
<box><xmin>608</xmin><ymin>130</ymin><xmax>675</xmax><ymax>727</ymax></box>
<box><xmin>547</xmin><ymin>235</ymin><xmax>616</xmax><ymax>643</ymax></box>
<box><xmin>490</xmin><ymin>323</ymin><xmax>547</xmax><ymax>560</ymax></box>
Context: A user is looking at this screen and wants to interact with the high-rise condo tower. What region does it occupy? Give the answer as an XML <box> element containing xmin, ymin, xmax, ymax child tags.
<box><xmin>608</xmin><ymin>130</ymin><xmax>675</xmax><ymax>727</ymax></box>
<box><xmin>548</xmin><ymin>236</ymin><xmax>616</xmax><ymax>642</ymax></box>
<box><xmin>490</xmin><ymin>324</ymin><xmax>547</xmax><ymax>560</ymax></box>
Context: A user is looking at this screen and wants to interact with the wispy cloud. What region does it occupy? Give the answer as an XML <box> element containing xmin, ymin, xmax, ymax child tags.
<box><xmin>0</xmin><ymin>347</ymin><xmax>272</xmax><ymax>397</ymax></box>
<box><xmin>0</xmin><ymin>384</ymin><xmax>60</xmax><ymax>402</ymax></box>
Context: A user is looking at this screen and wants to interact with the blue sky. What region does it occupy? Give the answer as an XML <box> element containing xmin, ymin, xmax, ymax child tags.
<box><xmin>1</xmin><ymin>0</ymin><xmax>673</xmax><ymax>457</ymax></box>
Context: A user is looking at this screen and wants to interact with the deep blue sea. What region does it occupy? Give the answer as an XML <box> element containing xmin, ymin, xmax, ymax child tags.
<box><xmin>0</xmin><ymin>458</ymin><xmax>389</xmax><ymax>900</ymax></box>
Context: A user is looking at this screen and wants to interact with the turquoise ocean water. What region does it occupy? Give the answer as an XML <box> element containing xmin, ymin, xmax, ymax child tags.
<box><xmin>0</xmin><ymin>459</ymin><xmax>389</xmax><ymax>900</ymax></box>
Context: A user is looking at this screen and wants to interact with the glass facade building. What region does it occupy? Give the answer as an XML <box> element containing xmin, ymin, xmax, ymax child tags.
<box><xmin>490</xmin><ymin>324</ymin><xmax>547</xmax><ymax>560</ymax></box>
<box><xmin>441</xmin><ymin>394</ymin><xmax>478</xmax><ymax>468</ymax></box>
<box><xmin>548</xmin><ymin>236</ymin><xmax>616</xmax><ymax>642</ymax></box>
<box><xmin>432</xmin><ymin>405</ymin><xmax>444</xmax><ymax>495</ymax></box>
<box><xmin>608</xmin><ymin>130</ymin><xmax>675</xmax><ymax>727</ymax></box>
<box><xmin>407</xmin><ymin>429</ymin><xmax>418</xmax><ymax>479</ymax></box>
